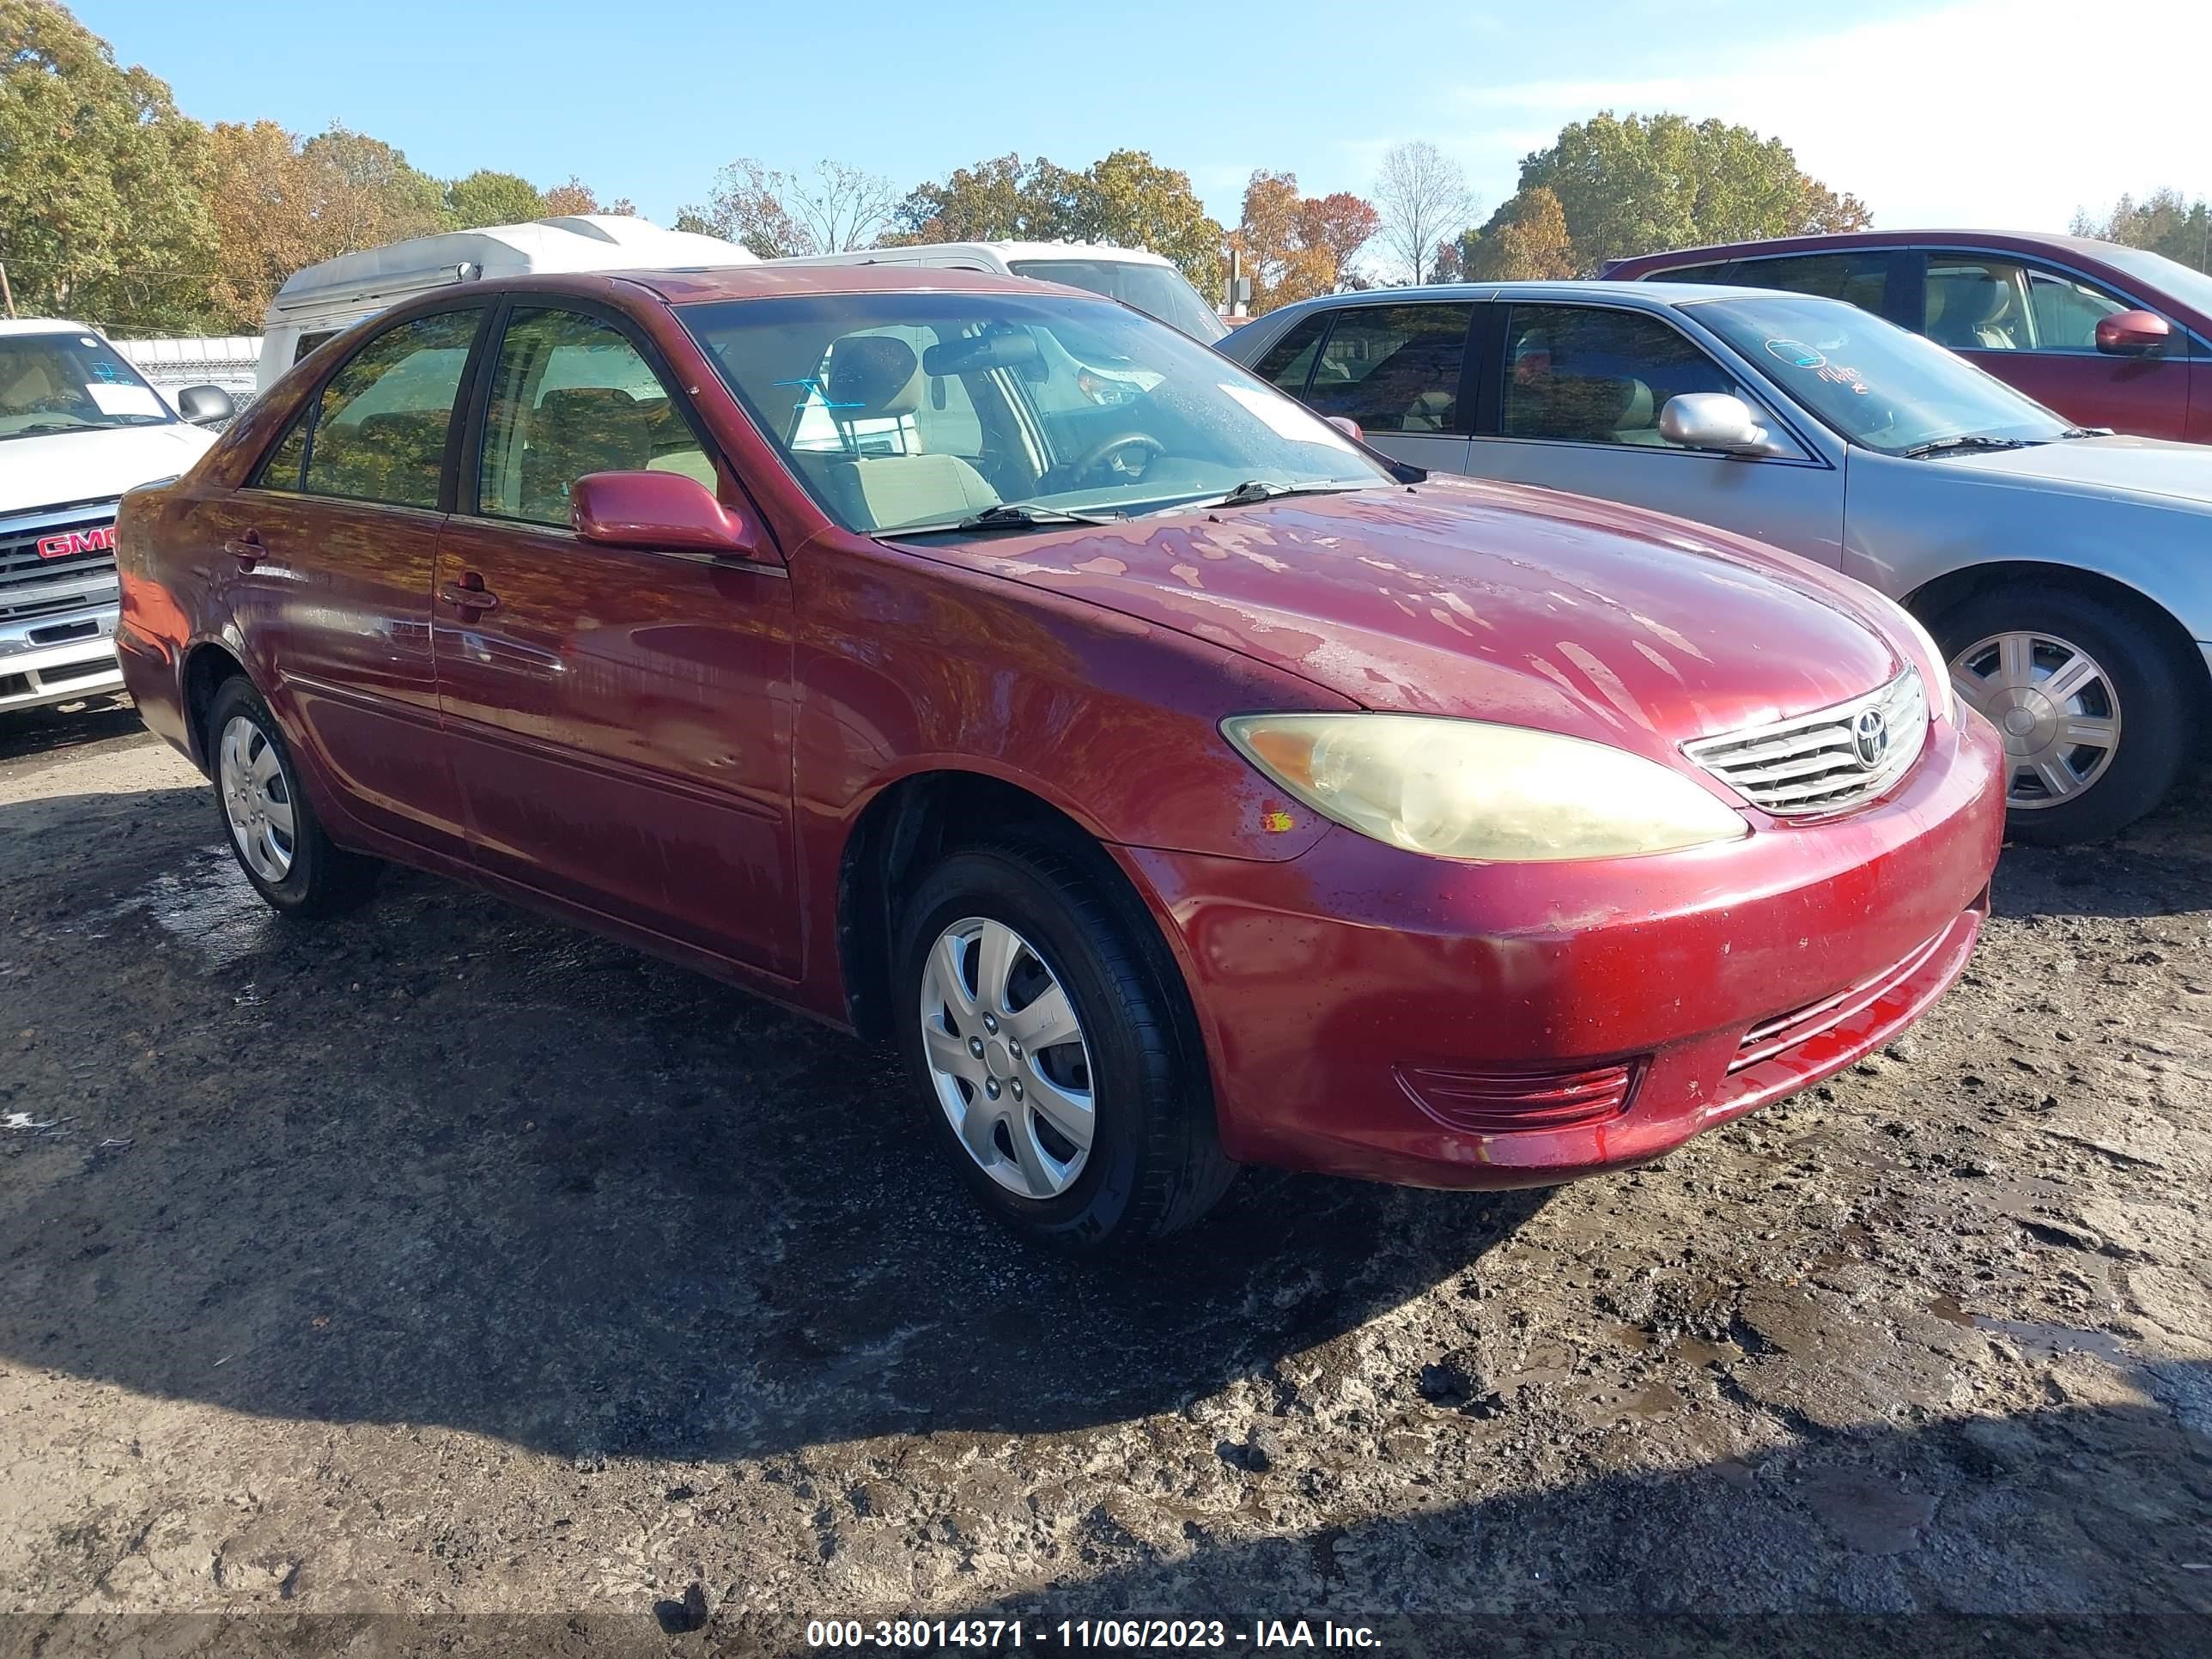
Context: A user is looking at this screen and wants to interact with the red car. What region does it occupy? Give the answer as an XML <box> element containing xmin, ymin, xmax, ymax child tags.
<box><xmin>1606</xmin><ymin>230</ymin><xmax>2212</xmax><ymax>441</ymax></box>
<box><xmin>114</xmin><ymin>266</ymin><xmax>2005</xmax><ymax>1249</ymax></box>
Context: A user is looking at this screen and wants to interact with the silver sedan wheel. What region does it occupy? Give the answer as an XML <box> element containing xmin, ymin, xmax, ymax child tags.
<box><xmin>1950</xmin><ymin>630</ymin><xmax>2122</xmax><ymax>811</ymax></box>
<box><xmin>218</xmin><ymin>714</ymin><xmax>297</xmax><ymax>884</ymax></box>
<box><xmin>918</xmin><ymin>915</ymin><xmax>1095</xmax><ymax>1200</ymax></box>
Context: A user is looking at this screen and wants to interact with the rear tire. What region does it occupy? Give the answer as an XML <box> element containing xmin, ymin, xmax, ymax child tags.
<box><xmin>205</xmin><ymin>676</ymin><xmax>377</xmax><ymax>917</ymax></box>
<box><xmin>891</xmin><ymin>836</ymin><xmax>1235</xmax><ymax>1250</ymax></box>
<box><xmin>1931</xmin><ymin>581</ymin><xmax>2195</xmax><ymax>846</ymax></box>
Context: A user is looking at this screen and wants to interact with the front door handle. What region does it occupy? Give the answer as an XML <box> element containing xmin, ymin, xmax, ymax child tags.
<box><xmin>222</xmin><ymin>531</ymin><xmax>263</xmax><ymax>568</ymax></box>
<box><xmin>440</xmin><ymin>574</ymin><xmax>499</xmax><ymax>614</ymax></box>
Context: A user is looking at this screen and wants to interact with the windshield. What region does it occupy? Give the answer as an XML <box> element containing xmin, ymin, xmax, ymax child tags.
<box><xmin>1686</xmin><ymin>294</ymin><xmax>2072</xmax><ymax>455</ymax></box>
<box><xmin>679</xmin><ymin>291</ymin><xmax>1384</xmax><ymax>535</ymax></box>
<box><xmin>1009</xmin><ymin>258</ymin><xmax>1229</xmax><ymax>343</ymax></box>
<box><xmin>2092</xmin><ymin>243</ymin><xmax>2212</xmax><ymax>325</ymax></box>
<box><xmin>0</xmin><ymin>331</ymin><xmax>175</xmax><ymax>440</ymax></box>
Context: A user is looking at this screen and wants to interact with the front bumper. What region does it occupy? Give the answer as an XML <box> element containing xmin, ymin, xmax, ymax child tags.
<box><xmin>1123</xmin><ymin>710</ymin><xmax>2007</xmax><ymax>1189</ymax></box>
<box><xmin>0</xmin><ymin>601</ymin><xmax>123</xmax><ymax>714</ymax></box>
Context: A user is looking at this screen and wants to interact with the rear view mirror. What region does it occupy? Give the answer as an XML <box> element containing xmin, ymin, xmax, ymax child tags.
<box><xmin>176</xmin><ymin>385</ymin><xmax>234</xmax><ymax>426</ymax></box>
<box><xmin>1658</xmin><ymin>392</ymin><xmax>1772</xmax><ymax>457</ymax></box>
<box><xmin>570</xmin><ymin>471</ymin><xmax>769</xmax><ymax>561</ymax></box>
<box><xmin>922</xmin><ymin>328</ymin><xmax>1042</xmax><ymax>378</ymax></box>
<box><xmin>2095</xmin><ymin>309</ymin><xmax>2171</xmax><ymax>355</ymax></box>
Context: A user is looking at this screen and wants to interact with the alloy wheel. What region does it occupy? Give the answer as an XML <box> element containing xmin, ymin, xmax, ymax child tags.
<box><xmin>917</xmin><ymin>915</ymin><xmax>1096</xmax><ymax>1200</ymax></box>
<box><xmin>1949</xmin><ymin>630</ymin><xmax>2122</xmax><ymax>810</ymax></box>
<box><xmin>218</xmin><ymin>714</ymin><xmax>297</xmax><ymax>883</ymax></box>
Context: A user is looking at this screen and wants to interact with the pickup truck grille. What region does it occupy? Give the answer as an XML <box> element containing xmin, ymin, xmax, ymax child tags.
<box><xmin>1682</xmin><ymin>667</ymin><xmax>1929</xmax><ymax>818</ymax></box>
<box><xmin>1</xmin><ymin>502</ymin><xmax>121</xmax><ymax>623</ymax></box>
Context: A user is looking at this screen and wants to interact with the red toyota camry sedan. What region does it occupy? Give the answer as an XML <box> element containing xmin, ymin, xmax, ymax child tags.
<box><xmin>115</xmin><ymin>265</ymin><xmax>2005</xmax><ymax>1249</ymax></box>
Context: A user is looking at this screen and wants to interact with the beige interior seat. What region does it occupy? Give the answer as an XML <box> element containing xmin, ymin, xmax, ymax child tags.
<box><xmin>820</xmin><ymin>334</ymin><xmax>1000</xmax><ymax>529</ymax></box>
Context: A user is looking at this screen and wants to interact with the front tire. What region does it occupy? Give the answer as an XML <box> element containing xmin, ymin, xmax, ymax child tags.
<box><xmin>205</xmin><ymin>676</ymin><xmax>376</xmax><ymax>917</ymax></box>
<box><xmin>1933</xmin><ymin>581</ymin><xmax>2194</xmax><ymax>846</ymax></box>
<box><xmin>892</xmin><ymin>836</ymin><xmax>1235</xmax><ymax>1249</ymax></box>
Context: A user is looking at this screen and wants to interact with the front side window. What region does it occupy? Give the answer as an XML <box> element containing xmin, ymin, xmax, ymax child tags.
<box><xmin>0</xmin><ymin>330</ymin><xmax>175</xmax><ymax>440</ymax></box>
<box><xmin>1688</xmin><ymin>293</ymin><xmax>2072</xmax><ymax>455</ymax></box>
<box><xmin>681</xmin><ymin>291</ymin><xmax>1385</xmax><ymax>535</ymax></box>
<box><xmin>477</xmin><ymin>308</ymin><xmax>713</xmax><ymax>526</ymax></box>
<box><xmin>1501</xmin><ymin>304</ymin><xmax>1737</xmax><ymax>447</ymax></box>
<box><xmin>1252</xmin><ymin>312</ymin><xmax>1329</xmax><ymax>395</ymax></box>
<box><xmin>1304</xmin><ymin>305</ymin><xmax>1473</xmax><ymax>434</ymax></box>
<box><xmin>1727</xmin><ymin>252</ymin><xmax>1889</xmax><ymax>313</ymax></box>
<box><xmin>292</xmin><ymin>309</ymin><xmax>479</xmax><ymax>509</ymax></box>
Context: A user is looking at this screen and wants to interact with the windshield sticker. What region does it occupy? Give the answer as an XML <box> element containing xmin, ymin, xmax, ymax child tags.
<box><xmin>1763</xmin><ymin>339</ymin><xmax>1869</xmax><ymax>394</ymax></box>
<box><xmin>84</xmin><ymin>383</ymin><xmax>164</xmax><ymax>417</ymax></box>
<box><xmin>1220</xmin><ymin>383</ymin><xmax>1354</xmax><ymax>447</ymax></box>
<box><xmin>78</xmin><ymin>336</ymin><xmax>100</xmax><ymax>349</ymax></box>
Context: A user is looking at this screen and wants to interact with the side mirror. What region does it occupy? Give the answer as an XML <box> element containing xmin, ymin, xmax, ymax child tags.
<box><xmin>570</xmin><ymin>471</ymin><xmax>768</xmax><ymax>561</ymax></box>
<box><xmin>1658</xmin><ymin>392</ymin><xmax>1772</xmax><ymax>456</ymax></box>
<box><xmin>176</xmin><ymin>385</ymin><xmax>235</xmax><ymax>426</ymax></box>
<box><xmin>2095</xmin><ymin>309</ymin><xmax>2171</xmax><ymax>355</ymax></box>
<box><xmin>1325</xmin><ymin>415</ymin><xmax>1364</xmax><ymax>441</ymax></box>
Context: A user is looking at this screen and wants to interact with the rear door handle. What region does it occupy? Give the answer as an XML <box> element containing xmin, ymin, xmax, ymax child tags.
<box><xmin>440</xmin><ymin>576</ymin><xmax>499</xmax><ymax>614</ymax></box>
<box><xmin>223</xmin><ymin>531</ymin><xmax>263</xmax><ymax>568</ymax></box>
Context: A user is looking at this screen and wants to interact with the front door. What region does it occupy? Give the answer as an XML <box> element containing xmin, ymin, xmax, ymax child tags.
<box><xmin>1917</xmin><ymin>252</ymin><xmax>2194</xmax><ymax>441</ymax></box>
<box><xmin>433</xmin><ymin>302</ymin><xmax>799</xmax><ymax>977</ymax></box>
<box><xmin>1464</xmin><ymin>301</ymin><xmax>1847</xmax><ymax>568</ymax></box>
<box><xmin>204</xmin><ymin>305</ymin><xmax>483</xmax><ymax>851</ymax></box>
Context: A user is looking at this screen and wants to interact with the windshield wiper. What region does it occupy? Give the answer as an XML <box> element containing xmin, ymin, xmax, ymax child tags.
<box><xmin>1202</xmin><ymin>479</ymin><xmax>1370</xmax><ymax>508</ymax></box>
<box><xmin>1899</xmin><ymin>434</ymin><xmax>2041</xmax><ymax>459</ymax></box>
<box><xmin>883</xmin><ymin>502</ymin><xmax>1129</xmax><ymax>537</ymax></box>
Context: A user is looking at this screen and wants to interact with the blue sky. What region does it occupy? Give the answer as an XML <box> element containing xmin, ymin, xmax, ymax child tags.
<box><xmin>80</xmin><ymin>0</ymin><xmax>2210</xmax><ymax>268</ymax></box>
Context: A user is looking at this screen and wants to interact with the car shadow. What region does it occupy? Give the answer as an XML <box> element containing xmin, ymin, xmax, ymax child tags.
<box><xmin>0</xmin><ymin>785</ymin><xmax>1545</xmax><ymax>1463</ymax></box>
<box><xmin>1994</xmin><ymin>760</ymin><xmax>2212</xmax><ymax>922</ymax></box>
<box><xmin>0</xmin><ymin>694</ymin><xmax>145</xmax><ymax>763</ymax></box>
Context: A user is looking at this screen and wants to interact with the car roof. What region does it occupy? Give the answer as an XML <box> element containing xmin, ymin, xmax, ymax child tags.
<box><xmin>1250</xmin><ymin>278</ymin><xmax>1836</xmax><ymax>316</ymax></box>
<box><xmin>606</xmin><ymin>262</ymin><xmax>1100</xmax><ymax>305</ymax></box>
<box><xmin>1613</xmin><ymin>228</ymin><xmax>2136</xmax><ymax>267</ymax></box>
<box><xmin>0</xmin><ymin>318</ymin><xmax>98</xmax><ymax>338</ymax></box>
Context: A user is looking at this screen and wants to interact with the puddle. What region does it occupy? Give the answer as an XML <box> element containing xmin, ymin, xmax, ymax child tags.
<box><xmin>1623</xmin><ymin>1380</ymin><xmax>1681</xmax><ymax>1420</ymax></box>
<box><xmin>104</xmin><ymin>851</ymin><xmax>282</xmax><ymax>973</ymax></box>
<box><xmin>1798</xmin><ymin>1468</ymin><xmax>1937</xmax><ymax>1555</ymax></box>
<box><xmin>1674</xmin><ymin>1336</ymin><xmax>1739</xmax><ymax>1370</ymax></box>
<box><xmin>1972</xmin><ymin>1316</ymin><xmax>2132</xmax><ymax>1369</ymax></box>
<box><xmin>1926</xmin><ymin>1293</ymin><xmax>1978</xmax><ymax>1329</ymax></box>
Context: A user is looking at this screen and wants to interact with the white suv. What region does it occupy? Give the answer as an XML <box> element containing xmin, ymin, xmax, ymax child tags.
<box><xmin>1</xmin><ymin>319</ymin><xmax>232</xmax><ymax>715</ymax></box>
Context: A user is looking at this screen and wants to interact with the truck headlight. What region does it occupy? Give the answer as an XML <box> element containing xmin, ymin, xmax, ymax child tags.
<box><xmin>1223</xmin><ymin>714</ymin><xmax>1749</xmax><ymax>862</ymax></box>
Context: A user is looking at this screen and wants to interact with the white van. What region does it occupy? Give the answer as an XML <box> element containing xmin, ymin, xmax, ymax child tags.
<box><xmin>2</xmin><ymin>319</ymin><xmax>233</xmax><ymax>714</ymax></box>
<box><xmin>258</xmin><ymin>215</ymin><xmax>757</xmax><ymax>391</ymax></box>
<box><xmin>769</xmin><ymin>241</ymin><xmax>1228</xmax><ymax>343</ymax></box>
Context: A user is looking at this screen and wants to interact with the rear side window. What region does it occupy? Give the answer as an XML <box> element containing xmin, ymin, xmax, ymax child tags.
<box><xmin>292</xmin><ymin>331</ymin><xmax>339</xmax><ymax>366</ymax></box>
<box><xmin>1501</xmin><ymin>304</ymin><xmax>1738</xmax><ymax>448</ymax></box>
<box><xmin>477</xmin><ymin>307</ymin><xmax>710</xmax><ymax>526</ymax></box>
<box><xmin>1728</xmin><ymin>253</ymin><xmax>1888</xmax><ymax>313</ymax></box>
<box><xmin>1304</xmin><ymin>304</ymin><xmax>1474</xmax><ymax>434</ymax></box>
<box><xmin>1642</xmin><ymin>262</ymin><xmax>1729</xmax><ymax>283</ymax></box>
<box><xmin>1250</xmin><ymin>313</ymin><xmax>1329</xmax><ymax>395</ymax></box>
<box><xmin>279</xmin><ymin>310</ymin><xmax>479</xmax><ymax>509</ymax></box>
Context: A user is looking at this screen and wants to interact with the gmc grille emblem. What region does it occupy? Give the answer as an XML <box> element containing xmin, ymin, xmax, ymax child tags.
<box><xmin>34</xmin><ymin>526</ymin><xmax>115</xmax><ymax>559</ymax></box>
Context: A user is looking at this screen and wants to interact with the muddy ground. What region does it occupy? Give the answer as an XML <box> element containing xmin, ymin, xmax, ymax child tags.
<box><xmin>1</xmin><ymin>698</ymin><xmax>2209</xmax><ymax>1657</ymax></box>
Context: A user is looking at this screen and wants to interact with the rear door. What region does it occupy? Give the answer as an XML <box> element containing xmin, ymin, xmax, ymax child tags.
<box><xmin>1911</xmin><ymin>250</ymin><xmax>2193</xmax><ymax>439</ymax></box>
<box><xmin>1262</xmin><ymin>301</ymin><xmax>1477</xmax><ymax>473</ymax></box>
<box><xmin>207</xmin><ymin>305</ymin><xmax>483</xmax><ymax>852</ymax></box>
<box><xmin>1464</xmin><ymin>300</ymin><xmax>1846</xmax><ymax>566</ymax></box>
<box><xmin>433</xmin><ymin>299</ymin><xmax>800</xmax><ymax>976</ymax></box>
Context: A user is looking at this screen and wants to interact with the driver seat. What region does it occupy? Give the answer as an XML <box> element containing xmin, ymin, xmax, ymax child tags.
<box><xmin>820</xmin><ymin>335</ymin><xmax>999</xmax><ymax>528</ymax></box>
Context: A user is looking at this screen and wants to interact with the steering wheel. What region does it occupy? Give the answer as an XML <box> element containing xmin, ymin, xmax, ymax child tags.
<box><xmin>1067</xmin><ymin>431</ymin><xmax>1164</xmax><ymax>484</ymax></box>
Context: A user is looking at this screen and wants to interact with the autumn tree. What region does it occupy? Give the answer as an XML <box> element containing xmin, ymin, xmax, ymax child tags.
<box><xmin>684</xmin><ymin>158</ymin><xmax>900</xmax><ymax>258</ymax></box>
<box><xmin>544</xmin><ymin>176</ymin><xmax>635</xmax><ymax>217</ymax></box>
<box><xmin>0</xmin><ymin>0</ymin><xmax>217</xmax><ymax>330</ymax></box>
<box><xmin>447</xmin><ymin>169</ymin><xmax>546</xmax><ymax>228</ymax></box>
<box><xmin>1231</xmin><ymin>171</ymin><xmax>1378</xmax><ymax>311</ymax></box>
<box><xmin>1465</xmin><ymin>185</ymin><xmax>1576</xmax><ymax>281</ymax></box>
<box><xmin>2073</xmin><ymin>189</ymin><xmax>2211</xmax><ymax>274</ymax></box>
<box><xmin>1489</xmin><ymin>112</ymin><xmax>1870</xmax><ymax>275</ymax></box>
<box><xmin>1373</xmin><ymin>141</ymin><xmax>1473</xmax><ymax>285</ymax></box>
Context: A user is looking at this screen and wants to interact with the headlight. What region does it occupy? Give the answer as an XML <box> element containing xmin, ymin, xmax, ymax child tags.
<box><xmin>1877</xmin><ymin>595</ymin><xmax>1955</xmax><ymax>724</ymax></box>
<box><xmin>1222</xmin><ymin>714</ymin><xmax>1749</xmax><ymax>862</ymax></box>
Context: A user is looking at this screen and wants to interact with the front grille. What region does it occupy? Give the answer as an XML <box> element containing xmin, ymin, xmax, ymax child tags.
<box><xmin>1729</xmin><ymin>927</ymin><xmax>1950</xmax><ymax>1075</ymax></box>
<box><xmin>1683</xmin><ymin>667</ymin><xmax>1928</xmax><ymax>818</ymax></box>
<box><xmin>1</xmin><ymin>503</ymin><xmax>120</xmax><ymax>622</ymax></box>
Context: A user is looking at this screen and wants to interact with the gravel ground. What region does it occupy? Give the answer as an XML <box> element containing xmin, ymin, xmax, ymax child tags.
<box><xmin>2</xmin><ymin>700</ymin><xmax>2209</xmax><ymax>1657</ymax></box>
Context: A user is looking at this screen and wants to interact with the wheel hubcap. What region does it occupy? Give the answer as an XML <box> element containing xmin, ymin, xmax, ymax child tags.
<box><xmin>217</xmin><ymin>714</ymin><xmax>297</xmax><ymax>883</ymax></box>
<box><xmin>1949</xmin><ymin>630</ymin><xmax>2121</xmax><ymax>810</ymax></box>
<box><xmin>918</xmin><ymin>916</ymin><xmax>1094</xmax><ymax>1200</ymax></box>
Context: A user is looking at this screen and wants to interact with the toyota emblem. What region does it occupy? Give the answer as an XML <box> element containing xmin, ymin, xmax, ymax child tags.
<box><xmin>1851</xmin><ymin>708</ymin><xmax>1889</xmax><ymax>769</ymax></box>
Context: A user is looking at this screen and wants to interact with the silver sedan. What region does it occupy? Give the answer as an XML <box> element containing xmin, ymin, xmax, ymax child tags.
<box><xmin>1221</xmin><ymin>282</ymin><xmax>2212</xmax><ymax>844</ymax></box>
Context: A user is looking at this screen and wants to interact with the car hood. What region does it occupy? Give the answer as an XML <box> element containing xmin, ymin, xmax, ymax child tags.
<box><xmin>909</xmin><ymin>476</ymin><xmax>1905</xmax><ymax>762</ymax></box>
<box><xmin>1929</xmin><ymin>433</ymin><xmax>2212</xmax><ymax>507</ymax></box>
<box><xmin>0</xmin><ymin>422</ymin><xmax>215</xmax><ymax>518</ymax></box>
